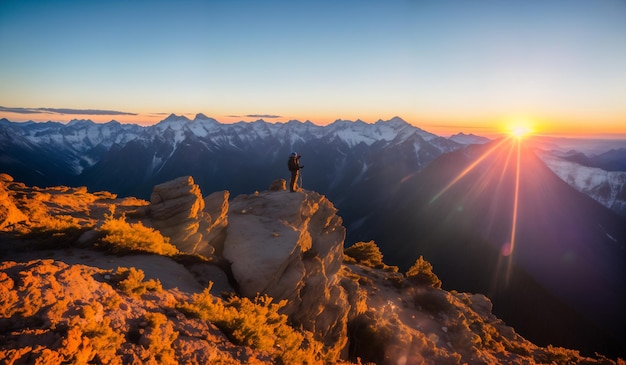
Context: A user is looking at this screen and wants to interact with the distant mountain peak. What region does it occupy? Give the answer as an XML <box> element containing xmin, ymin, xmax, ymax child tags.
<box><xmin>375</xmin><ymin>116</ymin><xmax>409</xmax><ymax>127</ymax></box>
<box><xmin>67</xmin><ymin>119</ymin><xmax>95</xmax><ymax>126</ymax></box>
<box><xmin>449</xmin><ymin>132</ymin><xmax>490</xmax><ymax>145</ymax></box>
<box><xmin>162</xmin><ymin>113</ymin><xmax>190</xmax><ymax>123</ymax></box>
<box><xmin>388</xmin><ymin>116</ymin><xmax>407</xmax><ymax>123</ymax></box>
<box><xmin>194</xmin><ymin>113</ymin><xmax>210</xmax><ymax>121</ymax></box>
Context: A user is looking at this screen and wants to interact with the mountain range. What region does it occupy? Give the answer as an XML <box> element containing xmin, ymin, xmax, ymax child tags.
<box><xmin>1</xmin><ymin>115</ymin><xmax>625</xmax><ymax>357</ymax></box>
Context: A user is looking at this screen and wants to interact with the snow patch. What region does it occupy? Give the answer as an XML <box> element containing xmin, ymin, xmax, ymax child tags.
<box><xmin>540</xmin><ymin>152</ymin><xmax>626</xmax><ymax>210</ymax></box>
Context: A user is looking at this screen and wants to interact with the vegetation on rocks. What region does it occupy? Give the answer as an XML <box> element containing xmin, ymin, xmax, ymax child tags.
<box><xmin>406</xmin><ymin>255</ymin><xmax>442</xmax><ymax>289</ymax></box>
<box><xmin>97</xmin><ymin>211</ymin><xmax>178</xmax><ymax>256</ymax></box>
<box><xmin>344</xmin><ymin>240</ymin><xmax>399</xmax><ymax>272</ymax></box>
<box><xmin>1</xmin><ymin>176</ymin><xmax>623</xmax><ymax>365</ymax></box>
<box><xmin>178</xmin><ymin>283</ymin><xmax>327</xmax><ymax>364</ymax></box>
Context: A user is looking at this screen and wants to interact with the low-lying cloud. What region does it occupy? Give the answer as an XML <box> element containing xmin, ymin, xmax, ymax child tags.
<box><xmin>229</xmin><ymin>114</ymin><xmax>282</xmax><ymax>119</ymax></box>
<box><xmin>0</xmin><ymin>106</ymin><xmax>137</xmax><ymax>116</ymax></box>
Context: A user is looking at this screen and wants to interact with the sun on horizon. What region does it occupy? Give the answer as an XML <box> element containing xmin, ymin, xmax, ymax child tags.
<box><xmin>506</xmin><ymin>120</ymin><xmax>534</xmax><ymax>139</ymax></box>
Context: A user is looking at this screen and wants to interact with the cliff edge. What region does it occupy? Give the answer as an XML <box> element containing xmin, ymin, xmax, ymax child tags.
<box><xmin>0</xmin><ymin>175</ymin><xmax>621</xmax><ymax>364</ymax></box>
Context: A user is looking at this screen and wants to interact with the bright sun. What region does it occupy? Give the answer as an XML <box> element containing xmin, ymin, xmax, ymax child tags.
<box><xmin>508</xmin><ymin>122</ymin><xmax>533</xmax><ymax>139</ymax></box>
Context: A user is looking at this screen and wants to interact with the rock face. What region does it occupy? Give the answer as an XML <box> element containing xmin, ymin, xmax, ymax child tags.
<box><xmin>148</xmin><ymin>176</ymin><xmax>229</xmax><ymax>257</ymax></box>
<box><xmin>201</xmin><ymin>190</ymin><xmax>230</xmax><ymax>255</ymax></box>
<box><xmin>1</xmin><ymin>176</ymin><xmax>622</xmax><ymax>364</ymax></box>
<box><xmin>223</xmin><ymin>189</ymin><xmax>349</xmax><ymax>357</ymax></box>
<box><xmin>0</xmin><ymin>259</ymin><xmax>275</xmax><ymax>365</ymax></box>
<box><xmin>0</xmin><ymin>175</ymin><xmax>28</xmax><ymax>230</ymax></box>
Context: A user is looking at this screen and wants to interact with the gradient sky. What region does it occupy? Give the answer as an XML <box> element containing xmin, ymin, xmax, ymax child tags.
<box><xmin>1</xmin><ymin>0</ymin><xmax>625</xmax><ymax>137</ymax></box>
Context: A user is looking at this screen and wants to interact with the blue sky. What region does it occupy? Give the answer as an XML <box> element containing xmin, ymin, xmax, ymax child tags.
<box><xmin>1</xmin><ymin>0</ymin><xmax>625</xmax><ymax>136</ymax></box>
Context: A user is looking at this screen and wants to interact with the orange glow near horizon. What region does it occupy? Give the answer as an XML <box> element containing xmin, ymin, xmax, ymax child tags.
<box><xmin>1</xmin><ymin>110</ymin><xmax>626</xmax><ymax>139</ymax></box>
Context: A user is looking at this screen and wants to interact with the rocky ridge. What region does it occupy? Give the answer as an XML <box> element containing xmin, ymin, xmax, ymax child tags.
<box><xmin>0</xmin><ymin>175</ymin><xmax>620</xmax><ymax>364</ymax></box>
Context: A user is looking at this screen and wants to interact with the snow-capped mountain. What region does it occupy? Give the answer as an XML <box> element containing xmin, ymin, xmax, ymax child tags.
<box><xmin>2</xmin><ymin>115</ymin><xmax>626</xmax><ymax>356</ymax></box>
<box><xmin>0</xmin><ymin>115</ymin><xmax>463</xmax><ymax>223</ymax></box>
<box><xmin>448</xmin><ymin>132</ymin><xmax>491</xmax><ymax>145</ymax></box>
<box><xmin>538</xmin><ymin>151</ymin><xmax>626</xmax><ymax>217</ymax></box>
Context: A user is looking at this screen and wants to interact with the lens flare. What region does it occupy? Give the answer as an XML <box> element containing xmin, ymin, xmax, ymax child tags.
<box><xmin>431</xmin><ymin>135</ymin><xmax>525</xmax><ymax>288</ymax></box>
<box><xmin>429</xmin><ymin>137</ymin><xmax>509</xmax><ymax>204</ymax></box>
<box><xmin>505</xmin><ymin>137</ymin><xmax>522</xmax><ymax>284</ymax></box>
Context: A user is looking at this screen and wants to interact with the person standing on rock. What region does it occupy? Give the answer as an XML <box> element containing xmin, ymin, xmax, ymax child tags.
<box><xmin>287</xmin><ymin>152</ymin><xmax>304</xmax><ymax>192</ymax></box>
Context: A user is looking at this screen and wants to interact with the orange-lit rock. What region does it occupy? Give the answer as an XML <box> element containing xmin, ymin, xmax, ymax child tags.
<box><xmin>223</xmin><ymin>189</ymin><xmax>349</xmax><ymax>357</ymax></box>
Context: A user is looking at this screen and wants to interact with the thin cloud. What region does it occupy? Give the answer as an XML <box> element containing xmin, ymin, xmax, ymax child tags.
<box><xmin>0</xmin><ymin>106</ymin><xmax>137</xmax><ymax>116</ymax></box>
<box><xmin>245</xmin><ymin>114</ymin><xmax>282</xmax><ymax>119</ymax></box>
<box><xmin>0</xmin><ymin>106</ymin><xmax>41</xmax><ymax>114</ymax></box>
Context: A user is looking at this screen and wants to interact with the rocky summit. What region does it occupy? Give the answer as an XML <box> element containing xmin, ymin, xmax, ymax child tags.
<box><xmin>0</xmin><ymin>175</ymin><xmax>621</xmax><ymax>364</ymax></box>
<box><xmin>224</xmin><ymin>188</ymin><xmax>349</xmax><ymax>357</ymax></box>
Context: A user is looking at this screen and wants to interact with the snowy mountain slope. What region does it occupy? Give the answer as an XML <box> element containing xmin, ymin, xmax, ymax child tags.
<box><xmin>0</xmin><ymin>116</ymin><xmax>462</xmax><ymax>199</ymax></box>
<box><xmin>538</xmin><ymin>151</ymin><xmax>626</xmax><ymax>217</ymax></box>
<box><xmin>1</xmin><ymin>118</ymin><xmax>144</xmax><ymax>174</ymax></box>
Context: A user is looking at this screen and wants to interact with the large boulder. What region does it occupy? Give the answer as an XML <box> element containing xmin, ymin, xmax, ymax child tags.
<box><xmin>223</xmin><ymin>189</ymin><xmax>349</xmax><ymax>358</ymax></box>
<box><xmin>199</xmin><ymin>190</ymin><xmax>230</xmax><ymax>255</ymax></box>
<box><xmin>148</xmin><ymin>176</ymin><xmax>229</xmax><ymax>257</ymax></box>
<box><xmin>0</xmin><ymin>175</ymin><xmax>28</xmax><ymax>230</ymax></box>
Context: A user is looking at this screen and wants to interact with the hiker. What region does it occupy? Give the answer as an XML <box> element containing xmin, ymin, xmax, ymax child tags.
<box><xmin>287</xmin><ymin>152</ymin><xmax>303</xmax><ymax>192</ymax></box>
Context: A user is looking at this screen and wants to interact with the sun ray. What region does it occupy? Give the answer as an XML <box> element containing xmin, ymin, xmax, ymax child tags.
<box><xmin>428</xmin><ymin>134</ymin><xmax>526</xmax><ymax>289</ymax></box>
<box><xmin>429</xmin><ymin>137</ymin><xmax>510</xmax><ymax>204</ymax></box>
<box><xmin>482</xmin><ymin>140</ymin><xmax>516</xmax><ymax>236</ymax></box>
<box><xmin>505</xmin><ymin>137</ymin><xmax>522</xmax><ymax>285</ymax></box>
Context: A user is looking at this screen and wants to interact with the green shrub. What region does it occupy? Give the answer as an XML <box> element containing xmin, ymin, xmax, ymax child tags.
<box><xmin>112</xmin><ymin>267</ymin><xmax>162</xmax><ymax>297</ymax></box>
<box><xmin>405</xmin><ymin>256</ymin><xmax>442</xmax><ymax>288</ymax></box>
<box><xmin>67</xmin><ymin>302</ymin><xmax>124</xmax><ymax>364</ymax></box>
<box><xmin>141</xmin><ymin>312</ymin><xmax>178</xmax><ymax>365</ymax></box>
<box><xmin>97</xmin><ymin>214</ymin><xmax>178</xmax><ymax>255</ymax></box>
<box><xmin>178</xmin><ymin>283</ymin><xmax>327</xmax><ymax>364</ymax></box>
<box><xmin>344</xmin><ymin>241</ymin><xmax>385</xmax><ymax>267</ymax></box>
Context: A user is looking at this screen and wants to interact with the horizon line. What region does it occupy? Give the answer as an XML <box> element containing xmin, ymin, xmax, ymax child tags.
<box><xmin>2</xmin><ymin>114</ymin><xmax>626</xmax><ymax>141</ymax></box>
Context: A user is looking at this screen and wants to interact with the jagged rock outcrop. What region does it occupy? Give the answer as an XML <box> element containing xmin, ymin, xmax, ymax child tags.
<box><xmin>1</xmin><ymin>176</ymin><xmax>622</xmax><ymax>364</ymax></box>
<box><xmin>200</xmin><ymin>190</ymin><xmax>229</xmax><ymax>255</ymax></box>
<box><xmin>223</xmin><ymin>189</ymin><xmax>349</xmax><ymax>358</ymax></box>
<box><xmin>149</xmin><ymin>176</ymin><xmax>205</xmax><ymax>252</ymax></box>
<box><xmin>148</xmin><ymin>176</ymin><xmax>229</xmax><ymax>257</ymax></box>
<box><xmin>0</xmin><ymin>174</ymin><xmax>28</xmax><ymax>230</ymax></box>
